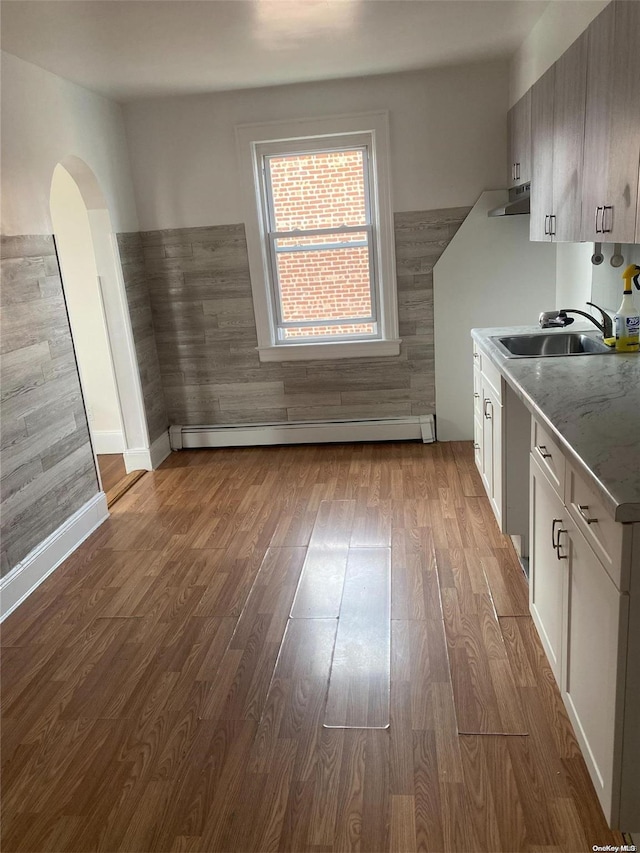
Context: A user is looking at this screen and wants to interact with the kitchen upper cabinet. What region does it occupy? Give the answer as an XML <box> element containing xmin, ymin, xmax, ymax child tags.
<box><xmin>530</xmin><ymin>67</ymin><xmax>555</xmax><ymax>242</ymax></box>
<box><xmin>581</xmin><ymin>1</ymin><xmax>640</xmax><ymax>243</ymax></box>
<box><xmin>507</xmin><ymin>89</ymin><xmax>531</xmax><ymax>187</ymax></box>
<box><xmin>551</xmin><ymin>31</ymin><xmax>588</xmax><ymax>242</ymax></box>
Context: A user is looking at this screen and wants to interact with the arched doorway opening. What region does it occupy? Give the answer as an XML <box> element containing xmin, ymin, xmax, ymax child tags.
<box><xmin>50</xmin><ymin>157</ymin><xmax>150</xmax><ymax>502</ymax></box>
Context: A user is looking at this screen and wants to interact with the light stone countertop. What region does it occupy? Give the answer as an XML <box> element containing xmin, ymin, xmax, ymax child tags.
<box><xmin>471</xmin><ymin>325</ymin><xmax>640</xmax><ymax>523</ymax></box>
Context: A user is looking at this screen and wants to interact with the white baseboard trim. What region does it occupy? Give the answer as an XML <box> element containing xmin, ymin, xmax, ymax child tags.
<box><xmin>123</xmin><ymin>430</ymin><xmax>171</xmax><ymax>472</ymax></box>
<box><xmin>91</xmin><ymin>429</ymin><xmax>125</xmax><ymax>454</ymax></box>
<box><xmin>0</xmin><ymin>492</ymin><xmax>109</xmax><ymax>621</ymax></box>
<box><xmin>169</xmin><ymin>416</ymin><xmax>435</xmax><ymax>449</ymax></box>
<box><xmin>123</xmin><ymin>447</ymin><xmax>151</xmax><ymax>472</ymax></box>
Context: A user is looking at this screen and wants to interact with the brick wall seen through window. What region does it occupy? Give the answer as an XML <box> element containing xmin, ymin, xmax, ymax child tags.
<box><xmin>267</xmin><ymin>150</ymin><xmax>374</xmax><ymax>338</ymax></box>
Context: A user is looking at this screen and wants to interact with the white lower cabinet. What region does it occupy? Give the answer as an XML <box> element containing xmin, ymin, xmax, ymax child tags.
<box><xmin>529</xmin><ymin>433</ymin><xmax>633</xmax><ymax>828</ymax></box>
<box><xmin>529</xmin><ymin>457</ymin><xmax>566</xmax><ymax>681</ymax></box>
<box><xmin>473</xmin><ymin>335</ymin><xmax>640</xmax><ymax>832</ymax></box>
<box><xmin>562</xmin><ymin>516</ymin><xmax>628</xmax><ymax>822</ymax></box>
<box><xmin>472</xmin><ymin>341</ymin><xmax>529</xmax><ymax>548</ymax></box>
<box><xmin>481</xmin><ymin>377</ymin><xmax>502</xmax><ymax>527</ymax></box>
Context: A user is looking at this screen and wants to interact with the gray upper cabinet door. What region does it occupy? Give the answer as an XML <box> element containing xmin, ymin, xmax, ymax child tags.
<box><xmin>530</xmin><ymin>67</ymin><xmax>555</xmax><ymax>242</ymax></box>
<box><xmin>581</xmin><ymin>1</ymin><xmax>640</xmax><ymax>244</ymax></box>
<box><xmin>508</xmin><ymin>89</ymin><xmax>532</xmax><ymax>187</ymax></box>
<box><xmin>552</xmin><ymin>31</ymin><xmax>588</xmax><ymax>242</ymax></box>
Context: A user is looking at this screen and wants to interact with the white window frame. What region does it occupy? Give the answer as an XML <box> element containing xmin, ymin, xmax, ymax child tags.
<box><xmin>236</xmin><ymin>112</ymin><xmax>400</xmax><ymax>362</ymax></box>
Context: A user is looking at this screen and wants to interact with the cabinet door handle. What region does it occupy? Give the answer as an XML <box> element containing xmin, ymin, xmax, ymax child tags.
<box><xmin>473</xmin><ymin>352</ymin><xmax>480</xmax><ymax>360</ymax></box>
<box><xmin>602</xmin><ymin>205</ymin><xmax>613</xmax><ymax>234</ymax></box>
<box><xmin>556</xmin><ymin>527</ymin><xmax>568</xmax><ymax>560</ymax></box>
<box><xmin>473</xmin><ymin>442</ymin><xmax>480</xmax><ymax>450</ymax></box>
<box><xmin>544</xmin><ymin>214</ymin><xmax>550</xmax><ymax>235</ymax></box>
<box><xmin>595</xmin><ymin>206</ymin><xmax>603</xmax><ymax>234</ymax></box>
<box><xmin>516</xmin><ymin>162</ymin><xmax>520</xmax><ymax>181</ymax></box>
<box><xmin>483</xmin><ymin>399</ymin><xmax>492</xmax><ymax>419</ymax></box>
<box><xmin>550</xmin><ymin>214</ymin><xmax>556</xmax><ymax>236</ymax></box>
<box><xmin>577</xmin><ymin>504</ymin><xmax>598</xmax><ymax>525</ymax></box>
<box><xmin>537</xmin><ymin>444</ymin><xmax>552</xmax><ymax>459</ymax></box>
<box><xmin>552</xmin><ymin>518</ymin><xmax>568</xmax><ymax>560</ymax></box>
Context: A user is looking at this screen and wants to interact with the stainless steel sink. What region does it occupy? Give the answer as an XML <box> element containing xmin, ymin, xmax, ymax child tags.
<box><xmin>491</xmin><ymin>332</ymin><xmax>613</xmax><ymax>358</ymax></box>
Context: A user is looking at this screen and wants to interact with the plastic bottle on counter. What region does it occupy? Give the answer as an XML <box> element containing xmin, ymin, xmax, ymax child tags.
<box><xmin>614</xmin><ymin>264</ymin><xmax>640</xmax><ymax>353</ymax></box>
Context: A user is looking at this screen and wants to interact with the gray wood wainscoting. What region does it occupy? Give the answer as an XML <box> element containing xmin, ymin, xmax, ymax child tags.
<box><xmin>116</xmin><ymin>234</ymin><xmax>168</xmax><ymax>444</ymax></box>
<box><xmin>0</xmin><ymin>235</ymin><xmax>98</xmax><ymax>576</ymax></box>
<box><xmin>118</xmin><ymin>207</ymin><xmax>470</xmax><ymax>426</ymax></box>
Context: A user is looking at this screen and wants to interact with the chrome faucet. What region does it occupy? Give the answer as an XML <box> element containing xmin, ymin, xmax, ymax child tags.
<box><xmin>539</xmin><ymin>301</ymin><xmax>613</xmax><ymax>339</ymax></box>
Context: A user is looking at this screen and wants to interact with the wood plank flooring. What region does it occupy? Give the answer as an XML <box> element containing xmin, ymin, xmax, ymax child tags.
<box><xmin>1</xmin><ymin>441</ymin><xmax>625</xmax><ymax>852</ymax></box>
<box><xmin>97</xmin><ymin>455</ymin><xmax>147</xmax><ymax>508</ymax></box>
<box><xmin>97</xmin><ymin>454</ymin><xmax>127</xmax><ymax>494</ymax></box>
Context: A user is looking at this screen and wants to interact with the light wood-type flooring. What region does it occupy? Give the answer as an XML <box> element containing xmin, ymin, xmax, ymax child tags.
<box><xmin>97</xmin><ymin>454</ymin><xmax>127</xmax><ymax>494</ymax></box>
<box><xmin>97</xmin><ymin>454</ymin><xmax>147</xmax><ymax>509</ymax></box>
<box><xmin>1</xmin><ymin>442</ymin><xmax>625</xmax><ymax>852</ymax></box>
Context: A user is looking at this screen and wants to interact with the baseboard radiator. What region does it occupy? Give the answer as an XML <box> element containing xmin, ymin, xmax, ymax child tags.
<box><xmin>169</xmin><ymin>415</ymin><xmax>435</xmax><ymax>450</ymax></box>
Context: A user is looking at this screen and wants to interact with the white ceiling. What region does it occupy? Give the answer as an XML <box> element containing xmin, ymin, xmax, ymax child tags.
<box><xmin>0</xmin><ymin>0</ymin><xmax>550</xmax><ymax>102</ymax></box>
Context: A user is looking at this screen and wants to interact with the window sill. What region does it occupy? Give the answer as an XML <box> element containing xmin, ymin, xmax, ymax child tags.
<box><xmin>257</xmin><ymin>339</ymin><xmax>401</xmax><ymax>362</ymax></box>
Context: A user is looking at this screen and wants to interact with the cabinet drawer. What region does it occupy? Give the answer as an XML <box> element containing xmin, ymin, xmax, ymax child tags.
<box><xmin>472</xmin><ymin>341</ymin><xmax>482</xmax><ymax>372</ymax></box>
<box><xmin>565</xmin><ymin>463</ymin><xmax>624</xmax><ymax>589</ymax></box>
<box><xmin>481</xmin><ymin>354</ymin><xmax>502</xmax><ymax>400</ymax></box>
<box><xmin>531</xmin><ymin>418</ymin><xmax>565</xmax><ymax>497</ymax></box>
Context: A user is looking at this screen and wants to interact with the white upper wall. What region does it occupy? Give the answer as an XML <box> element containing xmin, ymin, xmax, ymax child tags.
<box><xmin>123</xmin><ymin>61</ymin><xmax>509</xmax><ymax>230</ymax></box>
<box><xmin>509</xmin><ymin>0</ymin><xmax>609</xmax><ymax>106</ymax></box>
<box><xmin>1</xmin><ymin>50</ymin><xmax>139</xmax><ymax>235</ymax></box>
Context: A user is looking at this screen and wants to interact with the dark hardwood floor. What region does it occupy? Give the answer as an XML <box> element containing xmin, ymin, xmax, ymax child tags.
<box><xmin>1</xmin><ymin>441</ymin><xmax>624</xmax><ymax>852</ymax></box>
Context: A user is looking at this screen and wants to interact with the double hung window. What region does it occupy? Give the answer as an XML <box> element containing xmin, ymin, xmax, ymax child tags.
<box><xmin>263</xmin><ymin>144</ymin><xmax>376</xmax><ymax>341</ymax></box>
<box><xmin>237</xmin><ymin>113</ymin><xmax>399</xmax><ymax>361</ymax></box>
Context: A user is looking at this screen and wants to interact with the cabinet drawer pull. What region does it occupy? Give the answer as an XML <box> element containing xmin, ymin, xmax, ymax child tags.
<box><xmin>577</xmin><ymin>504</ymin><xmax>598</xmax><ymax>525</ymax></box>
<box><xmin>483</xmin><ymin>399</ymin><xmax>492</xmax><ymax>419</ymax></box>
<box><xmin>602</xmin><ymin>205</ymin><xmax>613</xmax><ymax>234</ymax></box>
<box><xmin>537</xmin><ymin>444</ymin><xmax>552</xmax><ymax>459</ymax></box>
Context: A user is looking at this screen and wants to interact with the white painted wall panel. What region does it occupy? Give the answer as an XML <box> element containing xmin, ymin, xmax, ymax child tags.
<box><xmin>123</xmin><ymin>61</ymin><xmax>509</xmax><ymax>231</ymax></box>
<box><xmin>509</xmin><ymin>0</ymin><xmax>609</xmax><ymax>106</ymax></box>
<box><xmin>1</xmin><ymin>50</ymin><xmax>139</xmax><ymax>235</ymax></box>
<box><xmin>433</xmin><ymin>191</ymin><xmax>557</xmax><ymax>441</ymax></box>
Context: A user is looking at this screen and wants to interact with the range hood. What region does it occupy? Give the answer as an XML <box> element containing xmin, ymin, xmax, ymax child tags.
<box><xmin>488</xmin><ymin>182</ymin><xmax>530</xmax><ymax>217</ymax></box>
